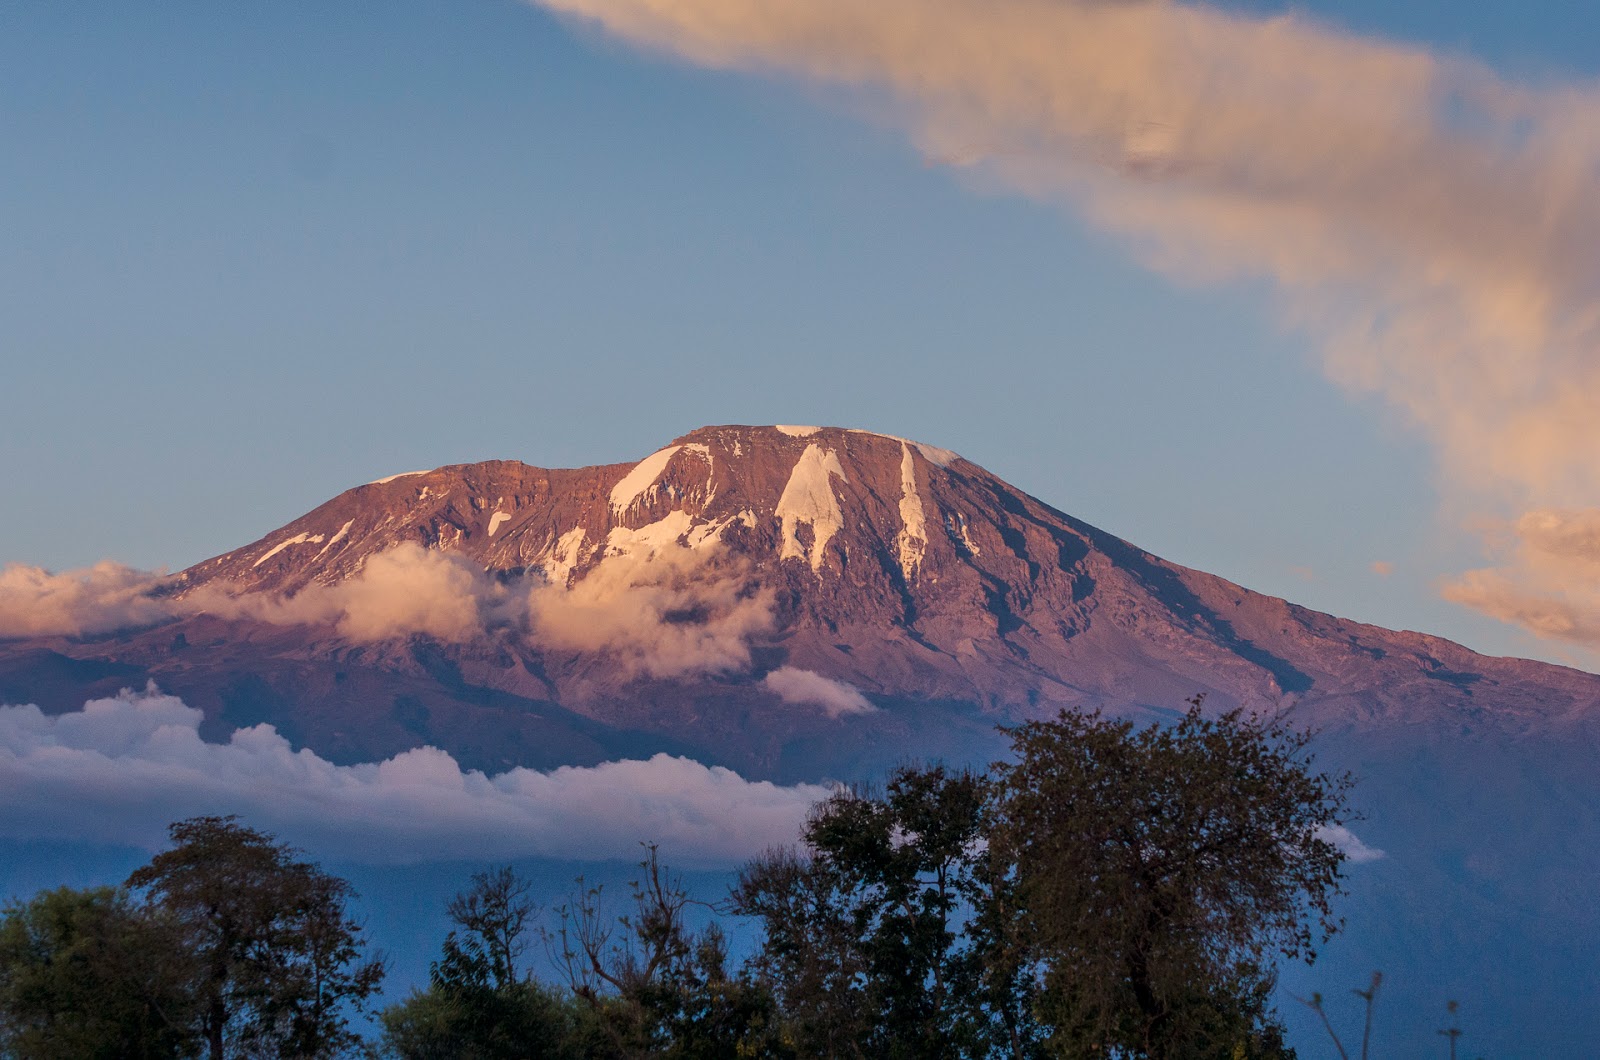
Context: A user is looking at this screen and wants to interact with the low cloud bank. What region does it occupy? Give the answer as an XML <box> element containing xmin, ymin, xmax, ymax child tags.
<box><xmin>0</xmin><ymin>687</ymin><xmax>1387</xmax><ymax>871</ymax></box>
<box><xmin>0</xmin><ymin>686</ymin><xmax>829</xmax><ymax>867</ymax></box>
<box><xmin>763</xmin><ymin>666</ymin><xmax>877</xmax><ymax>717</ymax></box>
<box><xmin>0</xmin><ymin>562</ymin><xmax>175</xmax><ymax>638</ymax></box>
<box><xmin>0</xmin><ymin>538</ymin><xmax>776</xmax><ymax>676</ymax></box>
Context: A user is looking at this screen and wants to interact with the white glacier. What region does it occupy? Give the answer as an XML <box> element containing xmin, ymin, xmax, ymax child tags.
<box><xmin>895</xmin><ymin>443</ymin><xmax>928</xmax><ymax>579</ymax></box>
<box><xmin>775</xmin><ymin>444</ymin><xmax>847</xmax><ymax>572</ymax></box>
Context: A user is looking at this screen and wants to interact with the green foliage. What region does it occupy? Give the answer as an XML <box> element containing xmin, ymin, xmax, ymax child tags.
<box><xmin>127</xmin><ymin>815</ymin><xmax>386</xmax><ymax>1060</ymax></box>
<box><xmin>0</xmin><ymin>885</ymin><xmax>198</xmax><ymax>1060</ymax></box>
<box><xmin>380</xmin><ymin>973</ymin><xmax>581</xmax><ymax>1060</ymax></box>
<box><xmin>991</xmin><ymin>699</ymin><xmax>1348</xmax><ymax>1059</ymax></box>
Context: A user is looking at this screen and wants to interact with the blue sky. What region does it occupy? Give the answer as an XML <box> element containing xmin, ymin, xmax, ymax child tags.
<box><xmin>4</xmin><ymin>0</ymin><xmax>1600</xmax><ymax>667</ymax></box>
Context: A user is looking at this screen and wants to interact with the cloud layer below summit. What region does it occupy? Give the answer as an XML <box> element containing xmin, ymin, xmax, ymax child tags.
<box><xmin>0</xmin><ymin>686</ymin><xmax>828</xmax><ymax>866</ymax></box>
<box><xmin>0</xmin><ymin>685</ymin><xmax>1382</xmax><ymax>867</ymax></box>
<box><xmin>528</xmin><ymin>0</ymin><xmax>1600</xmax><ymax>649</ymax></box>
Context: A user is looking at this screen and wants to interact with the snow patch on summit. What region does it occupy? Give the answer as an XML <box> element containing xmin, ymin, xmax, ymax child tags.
<box><xmin>312</xmin><ymin>521</ymin><xmax>354</xmax><ymax>563</ymax></box>
<box><xmin>542</xmin><ymin>528</ymin><xmax>588</xmax><ymax>588</ymax></box>
<box><xmin>609</xmin><ymin>445</ymin><xmax>712</xmax><ymax>515</ymax></box>
<box><xmin>946</xmin><ymin>512</ymin><xmax>982</xmax><ymax>557</ymax></box>
<box><xmin>368</xmin><ymin>470</ymin><xmax>430</xmax><ymax>486</ymax></box>
<box><xmin>607</xmin><ymin>511</ymin><xmax>696</xmax><ymax>559</ymax></box>
<box><xmin>610</xmin><ymin>447</ymin><xmax>682</xmax><ymax>515</ymax></box>
<box><xmin>252</xmin><ymin>532</ymin><xmax>323</xmax><ymax>569</ymax></box>
<box><xmin>845</xmin><ymin>429</ymin><xmax>959</xmax><ymax>468</ymax></box>
<box><xmin>896</xmin><ymin>444</ymin><xmax>929</xmax><ymax>580</ymax></box>
<box><xmin>774</xmin><ymin>425</ymin><xmax>821</xmax><ymax>437</ymax></box>
<box><xmin>776</xmin><ymin>445</ymin><xmax>847</xmax><ymax>572</ymax></box>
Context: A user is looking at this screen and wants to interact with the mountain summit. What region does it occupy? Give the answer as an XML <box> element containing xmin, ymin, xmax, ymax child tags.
<box><xmin>144</xmin><ymin>424</ymin><xmax>1593</xmax><ymax>769</ymax></box>
<box><xmin>4</xmin><ymin>424</ymin><xmax>1594</xmax><ymax>778</ymax></box>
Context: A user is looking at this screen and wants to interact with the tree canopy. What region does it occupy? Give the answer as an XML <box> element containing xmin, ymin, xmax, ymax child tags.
<box><xmin>0</xmin><ymin>885</ymin><xmax>196</xmax><ymax>1060</ymax></box>
<box><xmin>990</xmin><ymin>700</ymin><xmax>1348</xmax><ymax>1058</ymax></box>
<box><xmin>126</xmin><ymin>815</ymin><xmax>386</xmax><ymax>1060</ymax></box>
<box><xmin>2</xmin><ymin>702</ymin><xmax>1356</xmax><ymax>1059</ymax></box>
<box><xmin>731</xmin><ymin>700</ymin><xmax>1350</xmax><ymax>1059</ymax></box>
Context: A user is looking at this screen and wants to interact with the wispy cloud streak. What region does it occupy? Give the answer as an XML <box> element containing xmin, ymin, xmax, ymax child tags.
<box><xmin>529</xmin><ymin>0</ymin><xmax>1600</xmax><ymax>648</ymax></box>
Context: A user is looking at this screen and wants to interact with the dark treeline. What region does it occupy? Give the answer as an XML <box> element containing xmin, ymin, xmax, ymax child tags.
<box><xmin>0</xmin><ymin>702</ymin><xmax>1352</xmax><ymax>1059</ymax></box>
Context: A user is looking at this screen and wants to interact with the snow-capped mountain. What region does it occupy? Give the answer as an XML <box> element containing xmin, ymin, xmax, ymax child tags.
<box><xmin>6</xmin><ymin>424</ymin><xmax>1597</xmax><ymax>777</ymax></box>
<box><xmin>3</xmin><ymin>424</ymin><xmax>1598</xmax><ymax>1050</ymax></box>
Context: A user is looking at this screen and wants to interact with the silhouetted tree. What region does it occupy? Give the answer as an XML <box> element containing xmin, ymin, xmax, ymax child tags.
<box><xmin>552</xmin><ymin>844</ymin><xmax>791</xmax><ymax>1059</ymax></box>
<box><xmin>446</xmin><ymin>866</ymin><xmax>536</xmax><ymax>992</ymax></box>
<box><xmin>126</xmin><ymin>816</ymin><xmax>385</xmax><ymax>1060</ymax></box>
<box><xmin>382</xmin><ymin>866</ymin><xmax>579</xmax><ymax>1060</ymax></box>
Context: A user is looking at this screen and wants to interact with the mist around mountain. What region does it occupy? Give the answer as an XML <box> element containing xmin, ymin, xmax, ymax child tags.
<box><xmin>1</xmin><ymin>424</ymin><xmax>1596</xmax><ymax>1055</ymax></box>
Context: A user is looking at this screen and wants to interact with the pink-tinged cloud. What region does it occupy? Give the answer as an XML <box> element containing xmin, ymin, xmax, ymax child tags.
<box><xmin>1444</xmin><ymin>509</ymin><xmax>1600</xmax><ymax>647</ymax></box>
<box><xmin>0</xmin><ymin>536</ymin><xmax>781</xmax><ymax>678</ymax></box>
<box><xmin>525</xmin><ymin>0</ymin><xmax>1600</xmax><ymax>647</ymax></box>
<box><xmin>0</xmin><ymin>545</ymin><xmax>506</xmax><ymax>644</ymax></box>
<box><xmin>0</xmin><ymin>561</ymin><xmax>175</xmax><ymax>638</ymax></box>
<box><xmin>0</xmin><ymin>686</ymin><xmax>830</xmax><ymax>866</ymax></box>
<box><xmin>189</xmin><ymin>543</ymin><xmax>507</xmax><ymax>644</ymax></box>
<box><xmin>527</xmin><ymin>544</ymin><xmax>774</xmax><ymax>678</ymax></box>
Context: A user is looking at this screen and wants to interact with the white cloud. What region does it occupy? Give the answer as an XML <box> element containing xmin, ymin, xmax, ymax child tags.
<box><xmin>1317</xmin><ymin>823</ymin><xmax>1386</xmax><ymax>865</ymax></box>
<box><xmin>763</xmin><ymin>666</ymin><xmax>877</xmax><ymax>717</ymax></box>
<box><xmin>0</xmin><ymin>686</ymin><xmax>830</xmax><ymax>867</ymax></box>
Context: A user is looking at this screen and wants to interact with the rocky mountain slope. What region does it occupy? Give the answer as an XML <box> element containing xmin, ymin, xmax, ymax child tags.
<box><xmin>3</xmin><ymin>424</ymin><xmax>1596</xmax><ymax>779</ymax></box>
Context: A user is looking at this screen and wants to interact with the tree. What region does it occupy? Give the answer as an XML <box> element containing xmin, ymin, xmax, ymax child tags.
<box><xmin>445</xmin><ymin>867</ymin><xmax>536</xmax><ymax>993</ymax></box>
<box><xmin>732</xmin><ymin>764</ymin><xmax>1034</xmax><ymax>1059</ymax></box>
<box><xmin>552</xmin><ymin>844</ymin><xmax>792</xmax><ymax>1059</ymax></box>
<box><xmin>0</xmin><ymin>885</ymin><xmax>197</xmax><ymax>1059</ymax></box>
<box><xmin>990</xmin><ymin>699</ymin><xmax>1350</xmax><ymax>1059</ymax></box>
<box><xmin>381</xmin><ymin>866</ymin><xmax>578</xmax><ymax>1060</ymax></box>
<box><xmin>126</xmin><ymin>816</ymin><xmax>385</xmax><ymax>1060</ymax></box>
